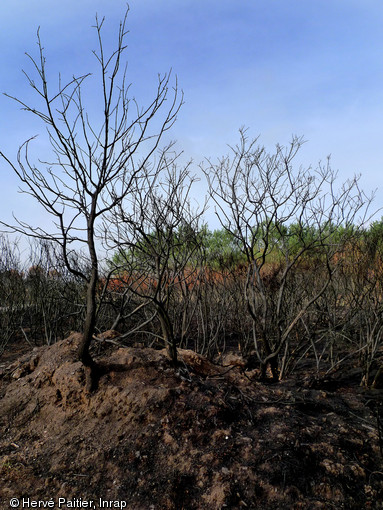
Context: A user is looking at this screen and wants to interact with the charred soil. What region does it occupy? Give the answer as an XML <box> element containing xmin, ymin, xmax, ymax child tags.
<box><xmin>0</xmin><ymin>333</ymin><xmax>383</xmax><ymax>509</ymax></box>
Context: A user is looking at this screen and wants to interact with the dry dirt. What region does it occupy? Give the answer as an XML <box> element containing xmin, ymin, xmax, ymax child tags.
<box><xmin>1</xmin><ymin>333</ymin><xmax>383</xmax><ymax>509</ymax></box>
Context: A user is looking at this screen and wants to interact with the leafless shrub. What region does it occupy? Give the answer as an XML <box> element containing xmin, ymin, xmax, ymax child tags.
<box><xmin>0</xmin><ymin>8</ymin><xmax>182</xmax><ymax>374</ymax></box>
<box><xmin>203</xmin><ymin>129</ymin><xmax>374</xmax><ymax>380</ymax></box>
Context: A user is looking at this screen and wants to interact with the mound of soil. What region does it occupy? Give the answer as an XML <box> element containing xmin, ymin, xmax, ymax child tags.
<box><xmin>1</xmin><ymin>333</ymin><xmax>383</xmax><ymax>509</ymax></box>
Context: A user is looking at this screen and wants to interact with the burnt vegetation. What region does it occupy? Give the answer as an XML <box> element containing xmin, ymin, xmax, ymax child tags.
<box><xmin>1</xmin><ymin>211</ymin><xmax>383</xmax><ymax>390</ymax></box>
<box><xmin>1</xmin><ymin>7</ymin><xmax>383</xmax><ymax>509</ymax></box>
<box><xmin>0</xmin><ymin>6</ymin><xmax>380</xmax><ymax>386</ymax></box>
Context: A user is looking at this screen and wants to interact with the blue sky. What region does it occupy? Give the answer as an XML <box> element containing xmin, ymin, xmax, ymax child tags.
<box><xmin>1</xmin><ymin>0</ymin><xmax>383</xmax><ymax>232</ymax></box>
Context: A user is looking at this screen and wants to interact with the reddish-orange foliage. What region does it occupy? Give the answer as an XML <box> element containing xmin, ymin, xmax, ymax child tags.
<box><xmin>333</xmin><ymin>244</ymin><xmax>383</xmax><ymax>282</ymax></box>
<box><xmin>101</xmin><ymin>251</ymin><xmax>383</xmax><ymax>298</ymax></box>
<box><xmin>102</xmin><ymin>263</ymin><xmax>289</xmax><ymax>297</ymax></box>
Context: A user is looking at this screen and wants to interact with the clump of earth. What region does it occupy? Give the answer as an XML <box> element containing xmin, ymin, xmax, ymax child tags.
<box><xmin>1</xmin><ymin>333</ymin><xmax>382</xmax><ymax>509</ymax></box>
